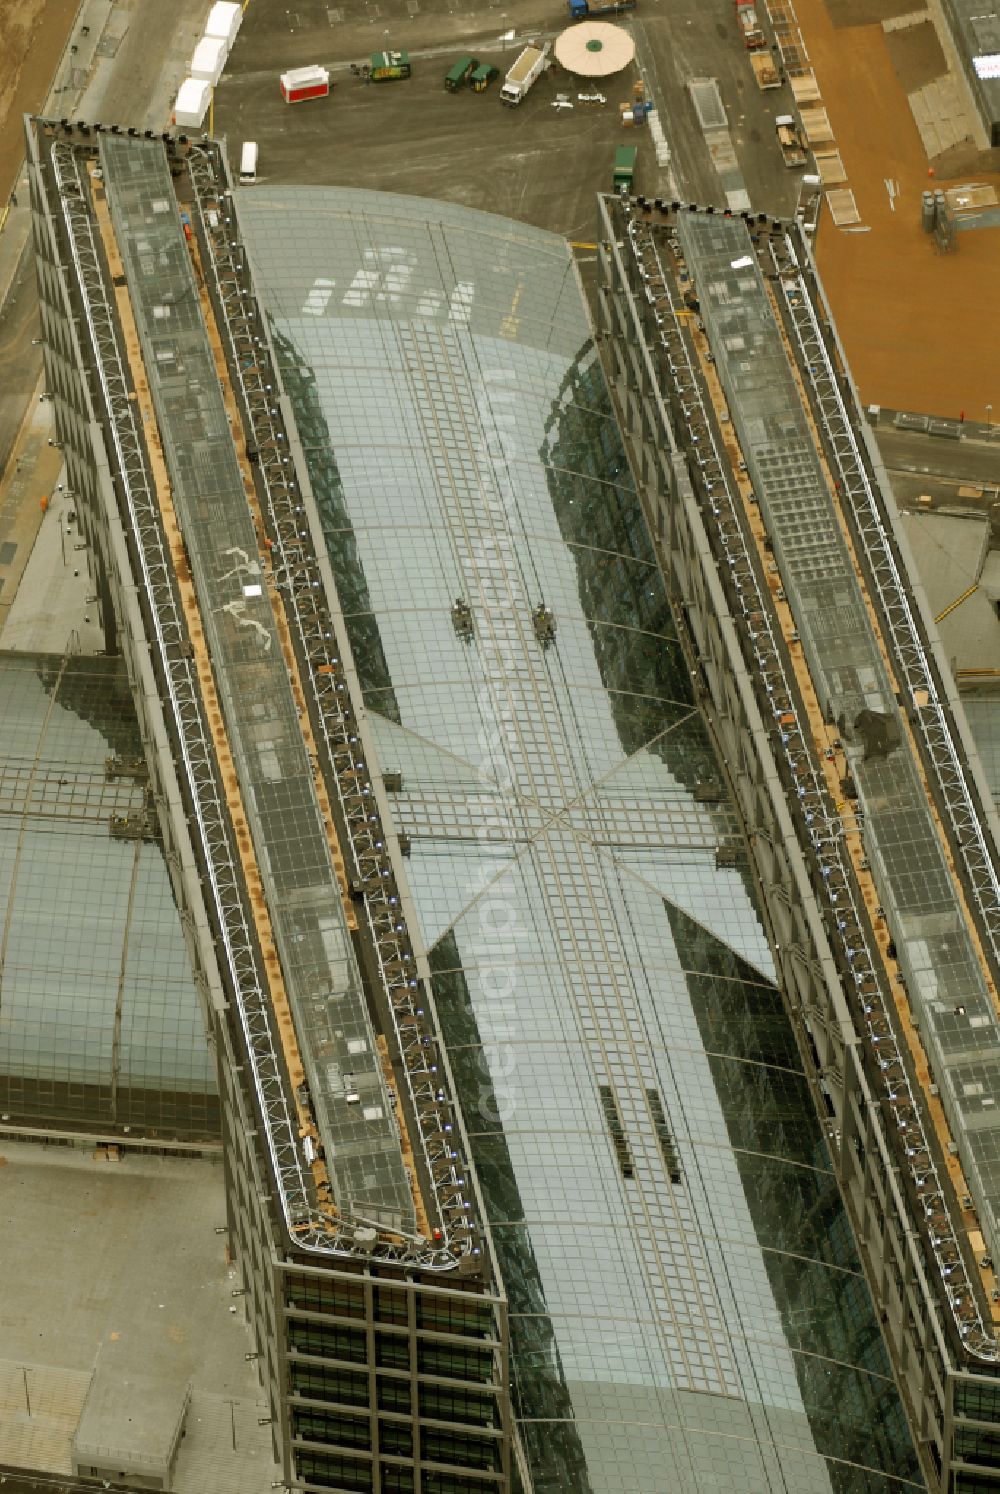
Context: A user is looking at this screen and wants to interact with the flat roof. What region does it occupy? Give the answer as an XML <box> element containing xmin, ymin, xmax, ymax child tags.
<box><xmin>0</xmin><ymin>1139</ymin><xmax>276</xmax><ymax>1492</ymax></box>
<box><xmin>677</xmin><ymin>209</ymin><xmax>1000</xmax><ymax>1267</ymax></box>
<box><xmin>100</xmin><ymin>136</ymin><xmax>415</xmax><ymax>1235</ymax></box>
<box><xmin>943</xmin><ymin>0</ymin><xmax>1000</xmax><ymax>120</ymax></box>
<box><xmin>74</xmin><ymin>1367</ymin><xmax>187</xmax><ymax>1473</ymax></box>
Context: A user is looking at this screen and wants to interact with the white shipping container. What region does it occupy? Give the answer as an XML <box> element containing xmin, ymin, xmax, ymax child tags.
<box><xmin>190</xmin><ymin>36</ymin><xmax>227</xmax><ymax>86</ymax></box>
<box><xmin>280</xmin><ymin>65</ymin><xmax>330</xmax><ymax>103</ymax></box>
<box><xmin>174</xmin><ymin>77</ymin><xmax>211</xmax><ymax>128</ymax></box>
<box><xmin>205</xmin><ymin>1</ymin><xmax>241</xmax><ymax>46</ymax></box>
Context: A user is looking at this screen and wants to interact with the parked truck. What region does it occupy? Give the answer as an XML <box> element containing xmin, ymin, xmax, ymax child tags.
<box><xmin>370</xmin><ymin>49</ymin><xmax>411</xmax><ymax>81</ymax></box>
<box><xmin>567</xmin><ymin>0</ymin><xmax>636</xmax><ymax>17</ymax></box>
<box><xmin>500</xmin><ymin>41</ymin><xmax>550</xmax><ymax>105</ymax></box>
<box><xmin>613</xmin><ymin>144</ymin><xmax>637</xmax><ymax>191</ymax></box>
<box><xmin>737</xmin><ymin>1</ymin><xmax>782</xmax><ymax>87</ymax></box>
<box><xmin>470</xmin><ymin>62</ymin><xmax>499</xmax><ymax>91</ymax></box>
<box><xmin>735</xmin><ymin>0</ymin><xmax>766</xmax><ymax>48</ymax></box>
<box><xmin>445</xmin><ymin>56</ymin><xmax>478</xmax><ymax>91</ymax></box>
<box><xmin>749</xmin><ymin>49</ymin><xmax>781</xmax><ymax>89</ymax></box>
<box><xmin>775</xmin><ymin>114</ymin><xmax>807</xmax><ymax>167</ymax></box>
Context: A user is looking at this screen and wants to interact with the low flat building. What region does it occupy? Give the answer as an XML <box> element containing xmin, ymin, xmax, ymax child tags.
<box><xmin>938</xmin><ymin>0</ymin><xmax>1000</xmax><ymax>146</ymax></box>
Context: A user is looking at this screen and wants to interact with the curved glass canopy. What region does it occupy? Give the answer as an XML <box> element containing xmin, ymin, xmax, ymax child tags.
<box><xmin>237</xmin><ymin>187</ymin><xmax>921</xmax><ymax>1493</ymax></box>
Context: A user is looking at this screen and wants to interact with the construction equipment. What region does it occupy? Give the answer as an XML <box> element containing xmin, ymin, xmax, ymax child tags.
<box><xmin>445</xmin><ymin>56</ymin><xmax>478</xmax><ymax>91</ymax></box>
<box><xmin>736</xmin><ymin>0</ymin><xmax>781</xmax><ymax>87</ymax></box>
<box><xmin>470</xmin><ymin>63</ymin><xmax>499</xmax><ymax>92</ymax></box>
<box><xmin>613</xmin><ymin>144</ymin><xmax>637</xmax><ymax>190</ymax></box>
<box><xmin>500</xmin><ymin>41</ymin><xmax>550</xmax><ymax>105</ymax></box>
<box><xmin>532</xmin><ymin>602</ymin><xmax>557</xmax><ymax>647</ymax></box>
<box><xmin>567</xmin><ymin>0</ymin><xmax>636</xmax><ymax>17</ymax></box>
<box><xmin>775</xmin><ymin>114</ymin><xmax>807</xmax><ymax>167</ymax></box>
<box><xmin>451</xmin><ymin>598</ymin><xmax>475</xmax><ymax>640</ymax></box>
<box><xmin>370</xmin><ymin>50</ymin><xmax>411</xmax><ymax>81</ymax></box>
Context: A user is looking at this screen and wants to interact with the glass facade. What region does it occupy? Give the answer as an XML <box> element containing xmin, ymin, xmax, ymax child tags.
<box><xmin>0</xmin><ymin>651</ymin><xmax>217</xmax><ymax>1135</ymax></box>
<box><xmin>282</xmin><ymin>1264</ymin><xmax>507</xmax><ymax>1492</ymax></box>
<box><xmin>238</xmin><ymin>189</ymin><xmax>921</xmax><ymax>1491</ymax></box>
<box><xmin>961</xmin><ymin>700</ymin><xmax>1000</xmax><ymax>820</ymax></box>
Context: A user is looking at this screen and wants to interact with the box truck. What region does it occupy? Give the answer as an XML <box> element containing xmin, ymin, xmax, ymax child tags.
<box><xmin>500</xmin><ymin>42</ymin><xmax>550</xmax><ymax>105</ymax></box>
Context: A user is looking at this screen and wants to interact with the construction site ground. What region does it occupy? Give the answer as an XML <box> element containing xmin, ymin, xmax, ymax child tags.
<box><xmin>214</xmin><ymin>0</ymin><xmax>802</xmax><ymax>242</ymax></box>
<box><xmin>793</xmin><ymin>0</ymin><xmax>1000</xmax><ymax>417</ymax></box>
<box><xmin>0</xmin><ymin>0</ymin><xmax>78</xmax><ymax>206</ymax></box>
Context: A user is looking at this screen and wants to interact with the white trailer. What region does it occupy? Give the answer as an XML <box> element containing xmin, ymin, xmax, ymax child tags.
<box><xmin>239</xmin><ymin>141</ymin><xmax>258</xmax><ymax>183</ymax></box>
<box><xmin>190</xmin><ymin>36</ymin><xmax>227</xmax><ymax>88</ymax></box>
<box><xmin>174</xmin><ymin>77</ymin><xmax>211</xmax><ymax>129</ymax></box>
<box><xmin>500</xmin><ymin>42</ymin><xmax>550</xmax><ymax>105</ymax></box>
<box><xmin>205</xmin><ymin>1</ymin><xmax>241</xmax><ymax>49</ymax></box>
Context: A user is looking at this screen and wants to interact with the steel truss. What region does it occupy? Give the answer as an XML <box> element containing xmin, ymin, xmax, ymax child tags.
<box><xmin>50</xmin><ymin>140</ymin><xmax>315</xmax><ymax>1238</ymax></box>
<box><xmin>187</xmin><ymin>147</ymin><xmax>478</xmax><ymax>1272</ymax></box>
<box><xmin>618</xmin><ymin>197</ymin><xmax>997</xmax><ymax>1360</ymax></box>
<box><xmin>772</xmin><ymin>236</ymin><xmax>1000</xmax><ymax>973</ymax></box>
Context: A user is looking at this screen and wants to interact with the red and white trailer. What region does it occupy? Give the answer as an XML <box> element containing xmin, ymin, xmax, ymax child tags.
<box><xmin>280</xmin><ymin>66</ymin><xmax>330</xmax><ymax>104</ymax></box>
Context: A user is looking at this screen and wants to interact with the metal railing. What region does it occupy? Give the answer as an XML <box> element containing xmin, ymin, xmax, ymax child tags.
<box><xmin>187</xmin><ymin>145</ymin><xmax>480</xmax><ymax>1271</ymax></box>
<box><xmin>617</xmin><ymin>196</ymin><xmax>998</xmax><ymax>1361</ymax></box>
<box><xmin>50</xmin><ymin>139</ymin><xmax>315</xmax><ymax>1240</ymax></box>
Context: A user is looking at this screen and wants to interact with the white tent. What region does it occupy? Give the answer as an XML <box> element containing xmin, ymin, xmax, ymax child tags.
<box><xmin>190</xmin><ymin>36</ymin><xmax>227</xmax><ymax>87</ymax></box>
<box><xmin>205</xmin><ymin>1</ymin><xmax>241</xmax><ymax>48</ymax></box>
<box><xmin>174</xmin><ymin>77</ymin><xmax>212</xmax><ymax>128</ymax></box>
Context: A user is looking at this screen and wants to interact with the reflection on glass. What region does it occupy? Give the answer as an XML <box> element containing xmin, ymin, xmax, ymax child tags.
<box><xmin>238</xmin><ymin>188</ymin><xmax>921</xmax><ymax>1492</ymax></box>
<box><xmin>0</xmin><ymin>653</ymin><xmax>217</xmax><ymax>1137</ymax></box>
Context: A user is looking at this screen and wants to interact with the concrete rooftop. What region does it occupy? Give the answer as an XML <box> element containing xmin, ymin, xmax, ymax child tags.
<box><xmin>0</xmin><ymin>1139</ymin><xmax>278</xmax><ymax>1492</ymax></box>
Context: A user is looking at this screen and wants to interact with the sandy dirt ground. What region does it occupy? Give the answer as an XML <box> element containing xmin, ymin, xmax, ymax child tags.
<box><xmin>797</xmin><ymin>0</ymin><xmax>1000</xmax><ymax>417</ymax></box>
<box><xmin>0</xmin><ymin>0</ymin><xmax>79</xmax><ymax>204</ymax></box>
<box><xmin>824</xmin><ymin>0</ymin><xmax>916</xmax><ymax>27</ymax></box>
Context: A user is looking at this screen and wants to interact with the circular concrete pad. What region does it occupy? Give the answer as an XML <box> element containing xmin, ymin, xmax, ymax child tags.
<box><xmin>554</xmin><ymin>21</ymin><xmax>636</xmax><ymax>77</ymax></box>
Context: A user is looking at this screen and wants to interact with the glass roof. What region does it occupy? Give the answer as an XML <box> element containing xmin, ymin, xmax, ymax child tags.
<box><xmin>238</xmin><ymin>187</ymin><xmax>921</xmax><ymax>1492</ymax></box>
<box><xmin>963</xmin><ymin>699</ymin><xmax>1000</xmax><ymax>820</ymax></box>
<box><xmin>0</xmin><ymin>652</ymin><xmax>216</xmax><ymax>1133</ymax></box>
<box><xmin>678</xmin><ymin>210</ymin><xmax>1000</xmax><ymax>1264</ymax></box>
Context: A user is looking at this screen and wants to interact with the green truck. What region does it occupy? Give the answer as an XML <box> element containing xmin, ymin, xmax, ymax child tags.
<box><xmin>445</xmin><ymin>56</ymin><xmax>478</xmax><ymax>91</ymax></box>
<box><xmin>613</xmin><ymin>144</ymin><xmax>637</xmax><ymax>191</ymax></box>
<box><xmin>470</xmin><ymin>62</ymin><xmax>499</xmax><ymax>92</ymax></box>
<box><xmin>370</xmin><ymin>50</ymin><xmax>411</xmax><ymax>81</ymax></box>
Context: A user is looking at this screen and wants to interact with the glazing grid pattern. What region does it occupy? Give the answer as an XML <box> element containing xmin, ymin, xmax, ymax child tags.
<box><xmin>100</xmin><ymin>140</ymin><xmax>413</xmax><ymax>1230</ymax></box>
<box><xmin>677</xmin><ymin>212</ymin><xmax>1000</xmax><ymax>1258</ymax></box>
<box><xmin>0</xmin><ymin>652</ymin><xmax>215</xmax><ymax>1120</ymax></box>
<box><xmin>238</xmin><ymin>190</ymin><xmax>921</xmax><ymax>1492</ymax></box>
<box><xmin>962</xmin><ymin>700</ymin><xmax>1000</xmax><ymax>820</ymax></box>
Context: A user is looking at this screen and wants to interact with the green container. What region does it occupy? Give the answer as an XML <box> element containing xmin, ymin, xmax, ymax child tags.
<box><xmin>370</xmin><ymin>50</ymin><xmax>411</xmax><ymax>81</ymax></box>
<box><xmin>470</xmin><ymin>63</ymin><xmax>499</xmax><ymax>92</ymax></box>
<box><xmin>445</xmin><ymin>56</ymin><xmax>478</xmax><ymax>91</ymax></box>
<box><xmin>613</xmin><ymin>144</ymin><xmax>637</xmax><ymax>190</ymax></box>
